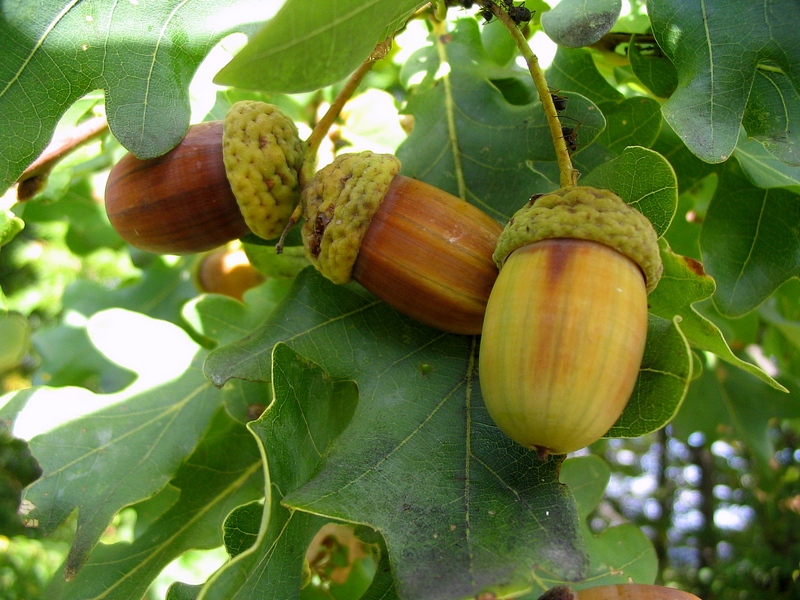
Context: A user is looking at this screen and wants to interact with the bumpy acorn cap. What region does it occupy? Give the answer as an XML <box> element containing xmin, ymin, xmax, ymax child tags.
<box><xmin>301</xmin><ymin>151</ymin><xmax>401</xmax><ymax>284</ymax></box>
<box><xmin>494</xmin><ymin>186</ymin><xmax>663</xmax><ymax>293</ymax></box>
<box><xmin>222</xmin><ymin>101</ymin><xmax>304</xmax><ymax>240</ymax></box>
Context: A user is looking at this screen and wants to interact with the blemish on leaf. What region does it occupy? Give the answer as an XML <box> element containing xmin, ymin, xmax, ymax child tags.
<box><xmin>682</xmin><ymin>255</ymin><xmax>706</xmax><ymax>277</ymax></box>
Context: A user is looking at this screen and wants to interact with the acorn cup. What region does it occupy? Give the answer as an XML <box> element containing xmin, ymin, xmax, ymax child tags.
<box><xmin>479</xmin><ymin>186</ymin><xmax>663</xmax><ymax>456</ymax></box>
<box><xmin>105</xmin><ymin>101</ymin><xmax>304</xmax><ymax>254</ymax></box>
<box><xmin>301</xmin><ymin>151</ymin><xmax>504</xmax><ymax>335</ymax></box>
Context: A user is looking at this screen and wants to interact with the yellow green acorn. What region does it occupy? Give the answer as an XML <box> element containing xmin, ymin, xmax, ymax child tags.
<box><xmin>479</xmin><ymin>186</ymin><xmax>662</xmax><ymax>456</ymax></box>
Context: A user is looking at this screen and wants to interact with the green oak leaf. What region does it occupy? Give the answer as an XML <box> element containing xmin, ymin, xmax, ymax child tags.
<box><xmin>606</xmin><ymin>315</ymin><xmax>692</xmax><ymax>439</ymax></box>
<box><xmin>215</xmin><ymin>0</ymin><xmax>427</xmax><ymax>92</ymax></box>
<box><xmin>649</xmin><ymin>245</ymin><xmax>785</xmax><ymax>390</ymax></box>
<box><xmin>734</xmin><ymin>132</ymin><xmax>800</xmax><ymax>193</ymax></box>
<box><xmin>671</xmin><ymin>358</ymin><xmax>800</xmax><ymax>468</ymax></box>
<box><xmin>43</xmin><ymin>407</ymin><xmax>264</xmax><ymax>599</ymax></box>
<box><xmin>649</xmin><ymin>0</ymin><xmax>800</xmax><ymax>164</ymax></box>
<box><xmin>700</xmin><ymin>161</ymin><xmax>800</xmax><ymax>318</ymax></box>
<box><xmin>0</xmin><ymin>311</ymin><xmax>31</xmax><ymax>374</ymax></box>
<box><xmin>0</xmin><ymin>0</ymin><xmax>266</xmax><ymax>192</ymax></box>
<box><xmin>547</xmin><ymin>48</ymin><xmax>662</xmax><ymax>165</ymax></box>
<box><xmin>167</xmin><ymin>583</ymin><xmax>204</xmax><ymax>600</ymax></box>
<box><xmin>18</xmin><ymin>311</ymin><xmax>223</xmax><ymax>581</ymax></box>
<box><xmin>204</xmin><ymin>263</ymin><xmax>698</xmax><ymax>596</ymax></box>
<box><xmin>396</xmin><ymin>19</ymin><xmax>605</xmax><ymax>222</ymax></box>
<box><xmin>0</xmin><ymin>425</ymin><xmax>42</xmax><ymax>537</ymax></box>
<box><xmin>0</xmin><ymin>208</ymin><xmax>24</xmax><ymax>248</ymax></box>
<box><xmin>198</xmin><ymin>344</ymin><xmax>358</xmax><ymax>600</ymax></box>
<box><xmin>628</xmin><ymin>34</ymin><xmax>678</xmax><ymax>99</ymax></box>
<box><xmin>523</xmin><ymin>455</ymin><xmax>657</xmax><ymax>596</ymax></box>
<box><xmin>205</xmin><ymin>269</ymin><xmax>588</xmax><ymax>598</ymax></box>
<box><xmin>580</xmin><ymin>146</ymin><xmax>678</xmax><ymax>237</ymax></box>
<box><xmin>541</xmin><ymin>0</ymin><xmax>622</xmax><ymax>48</ymax></box>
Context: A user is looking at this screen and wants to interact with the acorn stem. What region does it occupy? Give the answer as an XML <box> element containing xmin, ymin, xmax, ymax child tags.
<box><xmin>278</xmin><ymin>38</ymin><xmax>393</xmax><ymax>254</ymax></box>
<box><xmin>300</xmin><ymin>37</ymin><xmax>393</xmax><ymax>189</ymax></box>
<box><xmin>489</xmin><ymin>3</ymin><xmax>577</xmax><ymax>188</ymax></box>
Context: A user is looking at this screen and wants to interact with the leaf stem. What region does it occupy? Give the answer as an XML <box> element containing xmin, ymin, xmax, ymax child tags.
<box><xmin>489</xmin><ymin>4</ymin><xmax>577</xmax><ymax>188</ymax></box>
<box><xmin>276</xmin><ymin>38</ymin><xmax>392</xmax><ymax>252</ymax></box>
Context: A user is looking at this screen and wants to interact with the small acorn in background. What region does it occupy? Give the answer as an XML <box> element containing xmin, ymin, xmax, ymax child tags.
<box><xmin>479</xmin><ymin>186</ymin><xmax>663</xmax><ymax>456</ymax></box>
<box><xmin>301</xmin><ymin>151</ymin><xmax>503</xmax><ymax>335</ymax></box>
<box><xmin>194</xmin><ymin>244</ymin><xmax>265</xmax><ymax>301</ymax></box>
<box><xmin>105</xmin><ymin>101</ymin><xmax>304</xmax><ymax>254</ymax></box>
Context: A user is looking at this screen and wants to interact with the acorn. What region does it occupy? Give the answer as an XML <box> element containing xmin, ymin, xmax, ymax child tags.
<box><xmin>539</xmin><ymin>584</ymin><xmax>701</xmax><ymax>600</ymax></box>
<box><xmin>479</xmin><ymin>186</ymin><xmax>662</xmax><ymax>456</ymax></box>
<box><xmin>194</xmin><ymin>244</ymin><xmax>266</xmax><ymax>301</ymax></box>
<box><xmin>301</xmin><ymin>151</ymin><xmax>503</xmax><ymax>335</ymax></box>
<box><xmin>105</xmin><ymin>101</ymin><xmax>304</xmax><ymax>254</ymax></box>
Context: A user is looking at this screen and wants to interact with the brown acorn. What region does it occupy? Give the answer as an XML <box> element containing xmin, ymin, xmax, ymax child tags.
<box><xmin>194</xmin><ymin>244</ymin><xmax>266</xmax><ymax>301</ymax></box>
<box><xmin>105</xmin><ymin>101</ymin><xmax>304</xmax><ymax>254</ymax></box>
<box><xmin>301</xmin><ymin>151</ymin><xmax>503</xmax><ymax>335</ymax></box>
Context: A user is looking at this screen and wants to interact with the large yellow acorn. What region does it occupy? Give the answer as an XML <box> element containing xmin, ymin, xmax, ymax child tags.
<box><xmin>479</xmin><ymin>186</ymin><xmax>662</xmax><ymax>456</ymax></box>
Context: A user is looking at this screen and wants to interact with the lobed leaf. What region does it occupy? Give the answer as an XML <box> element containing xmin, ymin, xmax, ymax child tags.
<box><xmin>206</xmin><ymin>269</ymin><xmax>588</xmax><ymax>598</ymax></box>
<box><xmin>649</xmin><ymin>0</ymin><xmax>800</xmax><ymax>164</ymax></box>
<box><xmin>700</xmin><ymin>161</ymin><xmax>800</xmax><ymax>317</ymax></box>
<box><xmin>198</xmin><ymin>344</ymin><xmax>358</xmax><ymax>600</ymax></box>
<box><xmin>649</xmin><ymin>245</ymin><xmax>786</xmax><ymax>390</ymax></box>
<box><xmin>580</xmin><ymin>145</ymin><xmax>678</xmax><ymax>237</ymax></box>
<box><xmin>396</xmin><ymin>19</ymin><xmax>606</xmax><ymax>222</ymax></box>
<box><xmin>43</xmin><ymin>408</ymin><xmax>264</xmax><ymax>599</ymax></box>
<box><xmin>0</xmin><ymin>0</ymin><xmax>266</xmax><ymax>191</ymax></box>
<box><xmin>606</xmin><ymin>315</ymin><xmax>692</xmax><ymax>439</ymax></box>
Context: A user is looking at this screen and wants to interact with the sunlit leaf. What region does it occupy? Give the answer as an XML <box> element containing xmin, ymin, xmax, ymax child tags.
<box><xmin>44</xmin><ymin>408</ymin><xmax>263</xmax><ymax>599</ymax></box>
<box><xmin>19</xmin><ymin>311</ymin><xmax>222</xmax><ymax>580</ymax></box>
<box><xmin>541</xmin><ymin>0</ymin><xmax>622</xmax><ymax>48</ymax></box>
<box><xmin>649</xmin><ymin>0</ymin><xmax>800</xmax><ymax>164</ymax></box>
<box><xmin>580</xmin><ymin>146</ymin><xmax>677</xmax><ymax>237</ymax></box>
<box><xmin>397</xmin><ymin>19</ymin><xmax>605</xmax><ymax>222</ymax></box>
<box><xmin>0</xmin><ymin>0</ymin><xmax>268</xmax><ymax>190</ymax></box>
<box><xmin>215</xmin><ymin>0</ymin><xmax>427</xmax><ymax>92</ymax></box>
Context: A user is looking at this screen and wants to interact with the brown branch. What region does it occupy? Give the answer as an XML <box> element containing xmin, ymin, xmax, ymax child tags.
<box><xmin>16</xmin><ymin>115</ymin><xmax>109</xmax><ymax>201</ymax></box>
